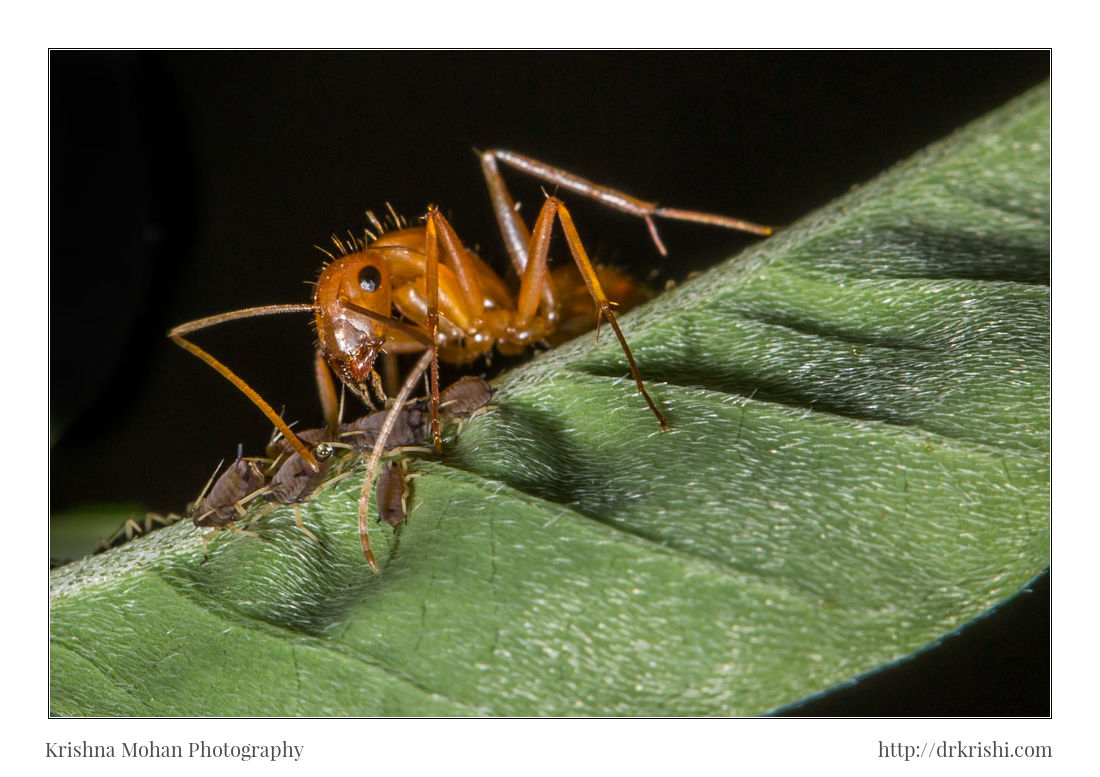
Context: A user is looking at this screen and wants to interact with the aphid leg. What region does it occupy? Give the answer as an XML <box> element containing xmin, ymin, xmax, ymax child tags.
<box><xmin>184</xmin><ymin>458</ymin><xmax>225</xmax><ymax>524</ymax></box>
<box><xmin>144</xmin><ymin>512</ymin><xmax>179</xmax><ymax>532</ymax></box>
<box><xmin>357</xmin><ymin>349</ymin><xmax>434</xmax><ymax>572</ymax></box>
<box><xmin>526</xmin><ymin>195</ymin><xmax>669</xmax><ymax>430</ymax></box>
<box><xmin>292</xmin><ymin>505</ymin><xmax>322</xmax><ymax>545</ymax></box>
<box><xmin>243</xmin><ymin>503</ymin><xmax>276</xmax><ymax>530</ymax></box>
<box><xmin>320</xmin><ymin>468</ymin><xmax>359</xmax><ymax>491</ymax></box>
<box><xmin>98</xmin><ymin>516</ymin><xmax>143</xmax><ymax>553</ymax></box>
<box><xmin>234</xmin><ymin>486</ymin><xmax>270</xmax><ymax>527</ymax></box>
<box><xmin>195</xmin><ymin>524</ymin><xmax>258</xmax><ymax>563</ymax></box>
<box><xmin>109</xmin><ymin>511</ymin><xmax>181</xmax><ymax>552</ymax></box>
<box><xmin>121</xmin><ymin>518</ymin><xmax>144</xmax><ymax>542</ymax></box>
<box><xmin>194</xmin><ymin>522</ymin><xmax>261</xmax><ymax>564</ymax></box>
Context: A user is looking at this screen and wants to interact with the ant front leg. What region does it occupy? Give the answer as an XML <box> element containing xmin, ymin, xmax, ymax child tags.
<box><xmin>524</xmin><ymin>195</ymin><xmax>669</xmax><ymax>430</ymax></box>
<box><xmin>421</xmin><ymin>207</ymin><xmax>493</xmax><ymax>452</ymax></box>
<box><xmin>357</xmin><ymin>349</ymin><xmax>434</xmax><ymax>572</ymax></box>
<box><xmin>424</xmin><ymin>211</ymin><xmax>443</xmax><ymax>453</ymax></box>
<box><xmin>314</xmin><ymin>350</ymin><xmax>341</xmax><ymax>435</ymax></box>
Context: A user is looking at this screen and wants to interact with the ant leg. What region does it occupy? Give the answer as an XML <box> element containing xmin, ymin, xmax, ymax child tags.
<box><xmin>426</xmin><ymin>208</ymin><xmax>487</xmax><ymax>323</ymax></box>
<box><xmin>314</xmin><ymin>350</ymin><xmax>341</xmax><ymax>435</ymax></box>
<box><xmin>512</xmin><ymin>196</ymin><xmax>558</xmax><ymax>329</ymax></box>
<box><xmin>422</xmin><ymin>208</ymin><xmax>504</xmax><ymax>450</ymax></box>
<box><xmin>479</xmin><ymin>152</ymin><xmax>558</xmax><ymax>319</ymax></box>
<box><xmin>380</xmin><ymin>352</ymin><xmax>401</xmax><ymax>398</ymax></box>
<box><xmin>424</xmin><ymin>211</ymin><xmax>443</xmax><ymax>452</ymax></box>
<box><xmin>525</xmin><ymin>195</ymin><xmax>669</xmax><ymax>430</ymax></box>
<box><xmin>356</xmin><ymin>349</ymin><xmax>433</xmax><ymax>572</ymax></box>
<box><xmin>479</xmin><ymin>148</ymin><xmax>773</xmax><ymax>258</ymax></box>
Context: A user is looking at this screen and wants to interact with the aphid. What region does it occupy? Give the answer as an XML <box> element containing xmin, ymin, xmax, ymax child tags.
<box><xmin>375</xmin><ymin>460</ymin><xmax>410</xmax><ymax>528</ymax></box>
<box><xmin>337</xmin><ymin>375</ymin><xmax>492</xmax><ymax>451</ymax></box>
<box><xmin>437</xmin><ymin>375</ymin><xmax>494</xmax><ymax>419</ymax></box>
<box><xmin>339</xmin><ymin>406</ymin><xmax>428</xmax><ymax>452</ymax></box>
<box><xmin>260</xmin><ymin>442</ymin><xmax>339</xmax><ymax>545</ymax></box>
<box><xmin>266</xmin><ymin>425</ymin><xmax>334</xmax><ymax>461</ymax></box>
<box><xmin>168</xmin><ymin>151</ymin><xmax>771</xmax><ymax>567</ymax></box>
<box><xmin>191</xmin><ymin>455</ymin><xmax>268</xmax><ymax>529</ymax></box>
<box><xmin>263</xmin><ymin>443</ymin><xmax>334</xmax><ymax>505</ymax></box>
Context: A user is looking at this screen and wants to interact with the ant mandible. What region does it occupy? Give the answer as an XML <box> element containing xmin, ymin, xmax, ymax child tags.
<box><xmin>169</xmin><ymin>150</ymin><xmax>772</xmax><ymax>559</ymax></box>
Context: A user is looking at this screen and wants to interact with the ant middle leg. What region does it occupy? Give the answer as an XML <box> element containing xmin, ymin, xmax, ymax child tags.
<box><xmin>356</xmin><ymin>349</ymin><xmax>434</xmax><ymax>571</ymax></box>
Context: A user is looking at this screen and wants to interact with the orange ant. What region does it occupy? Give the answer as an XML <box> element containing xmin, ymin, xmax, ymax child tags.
<box><xmin>169</xmin><ymin>150</ymin><xmax>771</xmax><ymax>569</ymax></box>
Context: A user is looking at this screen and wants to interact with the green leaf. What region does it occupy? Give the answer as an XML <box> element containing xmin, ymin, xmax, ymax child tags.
<box><xmin>50</xmin><ymin>84</ymin><xmax>1050</xmax><ymax>716</ymax></box>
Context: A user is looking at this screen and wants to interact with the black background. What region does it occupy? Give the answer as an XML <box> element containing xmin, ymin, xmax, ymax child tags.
<box><xmin>49</xmin><ymin>51</ymin><xmax>1050</xmax><ymax>716</ymax></box>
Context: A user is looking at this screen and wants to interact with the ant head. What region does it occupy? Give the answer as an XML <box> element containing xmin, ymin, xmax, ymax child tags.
<box><xmin>314</xmin><ymin>251</ymin><xmax>393</xmax><ymax>399</ymax></box>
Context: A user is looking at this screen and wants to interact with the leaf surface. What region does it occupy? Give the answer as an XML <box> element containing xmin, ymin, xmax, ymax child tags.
<box><xmin>50</xmin><ymin>84</ymin><xmax>1050</xmax><ymax>716</ymax></box>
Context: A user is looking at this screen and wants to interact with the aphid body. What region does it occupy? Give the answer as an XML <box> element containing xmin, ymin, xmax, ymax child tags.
<box><xmin>375</xmin><ymin>460</ymin><xmax>410</xmax><ymax>528</ymax></box>
<box><xmin>437</xmin><ymin>375</ymin><xmax>494</xmax><ymax>419</ymax></box>
<box><xmin>192</xmin><ymin>457</ymin><xmax>268</xmax><ymax>528</ymax></box>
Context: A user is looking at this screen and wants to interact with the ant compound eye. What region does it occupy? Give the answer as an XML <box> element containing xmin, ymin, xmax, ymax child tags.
<box><xmin>359</xmin><ymin>266</ymin><xmax>382</xmax><ymax>293</ymax></box>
